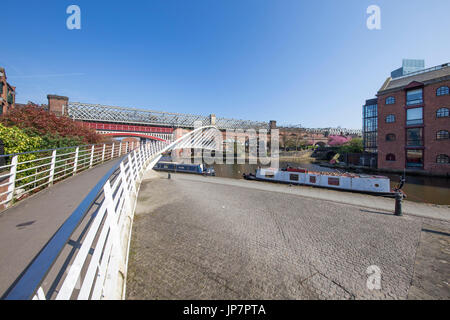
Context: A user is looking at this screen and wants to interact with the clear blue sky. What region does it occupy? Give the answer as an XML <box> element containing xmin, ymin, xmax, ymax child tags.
<box><xmin>2</xmin><ymin>0</ymin><xmax>450</xmax><ymax>129</ymax></box>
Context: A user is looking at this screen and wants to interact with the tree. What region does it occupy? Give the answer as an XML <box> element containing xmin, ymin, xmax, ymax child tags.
<box><xmin>338</xmin><ymin>138</ymin><xmax>363</xmax><ymax>154</ymax></box>
<box><xmin>0</xmin><ymin>105</ymin><xmax>103</xmax><ymax>146</ymax></box>
<box><xmin>328</xmin><ymin>135</ymin><xmax>352</xmax><ymax>146</ymax></box>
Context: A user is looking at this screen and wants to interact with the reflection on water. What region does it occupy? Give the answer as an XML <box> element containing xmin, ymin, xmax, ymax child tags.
<box><xmin>210</xmin><ymin>162</ymin><xmax>450</xmax><ymax>205</ymax></box>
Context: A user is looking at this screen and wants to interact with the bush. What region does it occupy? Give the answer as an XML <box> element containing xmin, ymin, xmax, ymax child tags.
<box><xmin>0</xmin><ymin>105</ymin><xmax>102</xmax><ymax>145</ymax></box>
<box><xmin>0</xmin><ymin>124</ymin><xmax>44</xmax><ymax>188</ymax></box>
<box><xmin>337</xmin><ymin>138</ymin><xmax>363</xmax><ymax>154</ymax></box>
<box><xmin>0</xmin><ymin>124</ymin><xmax>42</xmax><ymax>155</ymax></box>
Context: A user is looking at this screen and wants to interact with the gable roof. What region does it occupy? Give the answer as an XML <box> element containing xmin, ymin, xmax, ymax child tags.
<box><xmin>378</xmin><ymin>64</ymin><xmax>450</xmax><ymax>95</ymax></box>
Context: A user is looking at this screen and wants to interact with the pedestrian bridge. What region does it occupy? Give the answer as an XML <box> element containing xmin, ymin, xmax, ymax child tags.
<box><xmin>0</xmin><ymin>126</ymin><xmax>220</xmax><ymax>300</ymax></box>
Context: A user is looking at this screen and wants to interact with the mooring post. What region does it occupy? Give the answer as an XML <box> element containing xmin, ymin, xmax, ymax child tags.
<box><xmin>168</xmin><ymin>172</ymin><xmax>171</xmax><ymax>179</ymax></box>
<box><xmin>394</xmin><ymin>192</ymin><xmax>403</xmax><ymax>216</ymax></box>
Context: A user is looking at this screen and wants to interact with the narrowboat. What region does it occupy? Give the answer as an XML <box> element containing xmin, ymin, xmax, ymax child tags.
<box><xmin>154</xmin><ymin>161</ymin><xmax>215</xmax><ymax>176</ymax></box>
<box><xmin>243</xmin><ymin>166</ymin><xmax>395</xmax><ymax>196</ymax></box>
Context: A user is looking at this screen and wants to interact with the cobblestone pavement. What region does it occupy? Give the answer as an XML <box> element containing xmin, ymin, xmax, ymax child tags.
<box><xmin>126</xmin><ymin>173</ymin><xmax>450</xmax><ymax>300</ymax></box>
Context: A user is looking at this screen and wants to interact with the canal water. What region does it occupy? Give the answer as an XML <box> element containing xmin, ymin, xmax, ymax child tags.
<box><xmin>210</xmin><ymin>162</ymin><xmax>450</xmax><ymax>205</ymax></box>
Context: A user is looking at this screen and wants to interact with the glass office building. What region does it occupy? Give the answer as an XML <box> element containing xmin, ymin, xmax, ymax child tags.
<box><xmin>391</xmin><ymin>59</ymin><xmax>425</xmax><ymax>79</ymax></box>
<box><xmin>362</xmin><ymin>98</ymin><xmax>378</xmax><ymax>153</ymax></box>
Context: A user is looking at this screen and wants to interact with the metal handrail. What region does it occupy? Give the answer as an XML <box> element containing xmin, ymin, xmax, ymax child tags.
<box><xmin>0</xmin><ymin>141</ymin><xmax>144</xmax><ymax>211</ymax></box>
<box><xmin>1</xmin><ymin>126</ymin><xmax>218</xmax><ymax>300</ymax></box>
<box><xmin>2</xmin><ymin>157</ymin><xmax>125</xmax><ymax>300</ymax></box>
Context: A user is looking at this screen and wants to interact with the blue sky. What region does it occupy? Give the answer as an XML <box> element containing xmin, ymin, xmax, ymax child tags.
<box><xmin>2</xmin><ymin>0</ymin><xmax>450</xmax><ymax>129</ymax></box>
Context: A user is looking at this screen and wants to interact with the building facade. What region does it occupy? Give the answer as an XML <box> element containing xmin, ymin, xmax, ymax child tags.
<box><xmin>377</xmin><ymin>63</ymin><xmax>450</xmax><ymax>175</ymax></box>
<box><xmin>0</xmin><ymin>67</ymin><xmax>16</xmax><ymax>115</ymax></box>
<box><xmin>362</xmin><ymin>98</ymin><xmax>378</xmax><ymax>153</ymax></box>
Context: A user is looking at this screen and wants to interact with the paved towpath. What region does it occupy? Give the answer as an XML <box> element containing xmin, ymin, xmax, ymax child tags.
<box><xmin>127</xmin><ymin>172</ymin><xmax>449</xmax><ymax>300</ymax></box>
<box><xmin>0</xmin><ymin>158</ymin><xmax>121</xmax><ymax>296</ymax></box>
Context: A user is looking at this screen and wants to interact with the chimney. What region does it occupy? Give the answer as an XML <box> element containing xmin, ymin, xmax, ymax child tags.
<box><xmin>47</xmin><ymin>95</ymin><xmax>69</xmax><ymax>116</ymax></box>
<box><xmin>210</xmin><ymin>114</ymin><xmax>216</xmax><ymax>126</ymax></box>
<box><xmin>269</xmin><ymin>120</ymin><xmax>277</xmax><ymax>130</ymax></box>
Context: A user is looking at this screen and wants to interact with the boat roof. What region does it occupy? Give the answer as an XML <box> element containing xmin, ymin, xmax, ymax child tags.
<box><xmin>259</xmin><ymin>167</ymin><xmax>389</xmax><ymax>179</ymax></box>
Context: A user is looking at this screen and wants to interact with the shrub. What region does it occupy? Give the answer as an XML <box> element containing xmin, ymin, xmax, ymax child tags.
<box><xmin>0</xmin><ymin>124</ymin><xmax>42</xmax><ymax>156</ymax></box>
<box><xmin>337</xmin><ymin>138</ymin><xmax>363</xmax><ymax>154</ymax></box>
<box><xmin>0</xmin><ymin>105</ymin><xmax>102</xmax><ymax>144</ymax></box>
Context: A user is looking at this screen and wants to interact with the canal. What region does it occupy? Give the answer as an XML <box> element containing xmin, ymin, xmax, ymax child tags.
<box><xmin>211</xmin><ymin>162</ymin><xmax>450</xmax><ymax>205</ymax></box>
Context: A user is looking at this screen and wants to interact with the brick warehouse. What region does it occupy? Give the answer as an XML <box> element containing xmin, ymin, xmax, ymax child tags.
<box><xmin>376</xmin><ymin>63</ymin><xmax>450</xmax><ymax>176</ymax></box>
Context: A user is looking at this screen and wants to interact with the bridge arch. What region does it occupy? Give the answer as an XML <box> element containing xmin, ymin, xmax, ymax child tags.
<box><xmin>102</xmin><ymin>132</ymin><xmax>167</xmax><ymax>142</ymax></box>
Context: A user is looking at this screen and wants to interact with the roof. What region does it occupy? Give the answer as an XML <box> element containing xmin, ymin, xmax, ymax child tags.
<box><xmin>378</xmin><ymin>63</ymin><xmax>450</xmax><ymax>95</ymax></box>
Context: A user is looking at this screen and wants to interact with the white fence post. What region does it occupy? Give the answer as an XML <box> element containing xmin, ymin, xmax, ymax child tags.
<box><xmin>49</xmin><ymin>150</ymin><xmax>57</xmax><ymax>185</ymax></box>
<box><xmin>119</xmin><ymin>142</ymin><xmax>122</xmax><ymax>157</ymax></box>
<box><xmin>101</xmin><ymin>144</ymin><xmax>106</xmax><ymax>163</ymax></box>
<box><xmin>73</xmin><ymin>147</ymin><xmax>79</xmax><ymax>174</ymax></box>
<box><xmin>111</xmin><ymin>143</ymin><xmax>115</xmax><ymax>160</ymax></box>
<box><xmin>6</xmin><ymin>155</ymin><xmax>18</xmax><ymax>206</ymax></box>
<box><xmin>89</xmin><ymin>145</ymin><xmax>95</xmax><ymax>168</ymax></box>
<box><xmin>101</xmin><ymin>180</ymin><xmax>124</xmax><ymax>299</ymax></box>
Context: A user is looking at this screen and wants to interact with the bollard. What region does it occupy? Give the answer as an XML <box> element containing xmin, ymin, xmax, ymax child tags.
<box><xmin>394</xmin><ymin>192</ymin><xmax>403</xmax><ymax>216</ymax></box>
<box><xmin>168</xmin><ymin>172</ymin><xmax>171</xmax><ymax>179</ymax></box>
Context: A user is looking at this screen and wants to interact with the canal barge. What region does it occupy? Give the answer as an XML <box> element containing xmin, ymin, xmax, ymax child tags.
<box><xmin>243</xmin><ymin>166</ymin><xmax>394</xmax><ymax>195</ymax></box>
<box><xmin>154</xmin><ymin>161</ymin><xmax>215</xmax><ymax>176</ymax></box>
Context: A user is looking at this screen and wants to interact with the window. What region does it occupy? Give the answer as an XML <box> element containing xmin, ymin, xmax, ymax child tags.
<box><xmin>386</xmin><ymin>133</ymin><xmax>396</xmax><ymax>141</ymax></box>
<box><xmin>364</xmin><ymin>104</ymin><xmax>377</xmax><ymax>118</ymax></box>
<box><xmin>406</xmin><ymin>149</ymin><xmax>424</xmax><ymax>168</ymax></box>
<box><xmin>0</xmin><ymin>82</ymin><xmax>3</xmax><ymax>94</ymax></box>
<box><xmin>436</xmin><ymin>108</ymin><xmax>449</xmax><ymax>118</ymax></box>
<box><xmin>406</xmin><ymin>107</ymin><xmax>423</xmax><ymax>125</ymax></box>
<box><xmin>386</xmin><ymin>154</ymin><xmax>396</xmax><ymax>161</ymax></box>
<box><xmin>407</xmin><ymin>128</ymin><xmax>423</xmax><ymax>146</ymax></box>
<box><xmin>364</xmin><ymin>118</ymin><xmax>377</xmax><ymax>131</ymax></box>
<box><xmin>289</xmin><ymin>174</ymin><xmax>299</xmax><ymax>181</ymax></box>
<box><xmin>436</xmin><ymin>130</ymin><xmax>449</xmax><ymax>140</ymax></box>
<box><xmin>309</xmin><ymin>176</ymin><xmax>316</xmax><ymax>183</ymax></box>
<box><xmin>328</xmin><ymin>177</ymin><xmax>340</xmax><ymax>186</ymax></box>
<box><xmin>385</xmin><ymin>115</ymin><xmax>395</xmax><ymax>123</ymax></box>
<box><xmin>406</xmin><ymin>88</ymin><xmax>423</xmax><ymax>106</ymax></box>
<box><xmin>385</xmin><ymin>96</ymin><xmax>395</xmax><ymax>105</ymax></box>
<box><xmin>265</xmin><ymin>172</ymin><xmax>275</xmax><ymax>178</ymax></box>
<box><xmin>436</xmin><ymin>154</ymin><xmax>449</xmax><ymax>164</ymax></box>
<box><xmin>7</xmin><ymin>93</ymin><xmax>13</xmax><ymax>104</ymax></box>
<box><xmin>436</xmin><ymin>86</ymin><xmax>449</xmax><ymax>96</ymax></box>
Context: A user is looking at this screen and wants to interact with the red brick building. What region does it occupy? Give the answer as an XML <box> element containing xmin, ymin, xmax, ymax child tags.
<box><xmin>377</xmin><ymin>63</ymin><xmax>450</xmax><ymax>175</ymax></box>
<box><xmin>0</xmin><ymin>67</ymin><xmax>16</xmax><ymax>114</ymax></box>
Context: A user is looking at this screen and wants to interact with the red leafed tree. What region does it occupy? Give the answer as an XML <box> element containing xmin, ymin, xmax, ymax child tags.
<box><xmin>0</xmin><ymin>105</ymin><xmax>103</xmax><ymax>144</ymax></box>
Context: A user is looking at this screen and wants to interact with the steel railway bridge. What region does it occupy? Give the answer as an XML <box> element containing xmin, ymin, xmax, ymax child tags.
<box><xmin>66</xmin><ymin>102</ymin><xmax>270</xmax><ymax>142</ymax></box>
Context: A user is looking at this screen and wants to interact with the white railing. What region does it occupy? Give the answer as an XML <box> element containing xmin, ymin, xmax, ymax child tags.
<box><xmin>0</xmin><ymin>141</ymin><xmax>142</xmax><ymax>211</ymax></box>
<box><xmin>3</xmin><ymin>126</ymin><xmax>217</xmax><ymax>300</ymax></box>
<box><xmin>4</xmin><ymin>140</ymin><xmax>167</xmax><ymax>300</ymax></box>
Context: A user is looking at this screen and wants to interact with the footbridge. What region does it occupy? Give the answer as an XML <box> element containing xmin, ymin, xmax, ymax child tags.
<box><xmin>0</xmin><ymin>126</ymin><xmax>220</xmax><ymax>300</ymax></box>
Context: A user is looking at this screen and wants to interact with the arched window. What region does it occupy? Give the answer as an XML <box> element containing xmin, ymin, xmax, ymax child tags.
<box><xmin>386</xmin><ymin>133</ymin><xmax>396</xmax><ymax>141</ymax></box>
<box><xmin>385</xmin><ymin>114</ymin><xmax>395</xmax><ymax>123</ymax></box>
<box><xmin>385</xmin><ymin>96</ymin><xmax>395</xmax><ymax>105</ymax></box>
<box><xmin>436</xmin><ymin>108</ymin><xmax>449</xmax><ymax>118</ymax></box>
<box><xmin>386</xmin><ymin>154</ymin><xmax>396</xmax><ymax>161</ymax></box>
<box><xmin>437</xmin><ymin>130</ymin><xmax>449</xmax><ymax>140</ymax></box>
<box><xmin>436</xmin><ymin>154</ymin><xmax>449</xmax><ymax>164</ymax></box>
<box><xmin>436</xmin><ymin>86</ymin><xmax>450</xmax><ymax>96</ymax></box>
